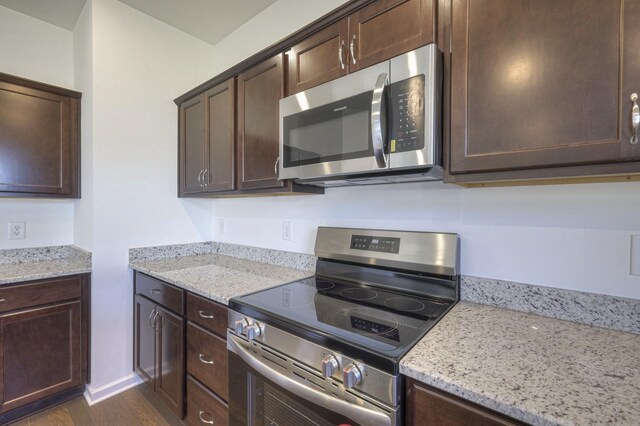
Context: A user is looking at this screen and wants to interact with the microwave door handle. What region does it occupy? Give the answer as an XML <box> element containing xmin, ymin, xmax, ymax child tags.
<box><xmin>371</xmin><ymin>72</ymin><xmax>389</xmax><ymax>168</ymax></box>
<box><xmin>227</xmin><ymin>334</ymin><xmax>391</xmax><ymax>426</ymax></box>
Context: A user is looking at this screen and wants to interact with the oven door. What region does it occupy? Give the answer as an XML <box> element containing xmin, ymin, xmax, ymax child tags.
<box><xmin>279</xmin><ymin>61</ymin><xmax>391</xmax><ymax>181</ymax></box>
<box><xmin>227</xmin><ymin>333</ymin><xmax>397</xmax><ymax>426</ymax></box>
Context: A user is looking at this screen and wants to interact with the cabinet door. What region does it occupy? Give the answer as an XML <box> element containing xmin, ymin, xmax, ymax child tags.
<box><xmin>155</xmin><ymin>305</ymin><xmax>185</xmax><ymax>419</ymax></box>
<box><xmin>348</xmin><ymin>0</ymin><xmax>435</xmax><ymax>72</ymax></box>
<box><xmin>134</xmin><ymin>295</ymin><xmax>156</xmax><ymax>386</ymax></box>
<box><xmin>0</xmin><ymin>301</ymin><xmax>82</xmax><ymax>413</ymax></box>
<box><xmin>0</xmin><ymin>79</ymin><xmax>79</xmax><ymax>196</ymax></box>
<box><xmin>178</xmin><ymin>94</ymin><xmax>205</xmax><ymax>196</ymax></box>
<box><xmin>449</xmin><ymin>0</ymin><xmax>640</xmax><ymax>174</ymax></box>
<box><xmin>406</xmin><ymin>379</ymin><xmax>518</xmax><ymax>425</ymax></box>
<box><xmin>237</xmin><ymin>54</ymin><xmax>286</xmax><ymax>191</ymax></box>
<box><xmin>204</xmin><ymin>79</ymin><xmax>236</xmax><ymax>193</ymax></box>
<box><xmin>287</xmin><ymin>18</ymin><xmax>349</xmax><ymax>95</ymax></box>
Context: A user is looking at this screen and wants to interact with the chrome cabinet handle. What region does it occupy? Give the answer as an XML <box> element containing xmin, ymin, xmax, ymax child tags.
<box><xmin>150</xmin><ymin>289</ymin><xmax>161</xmax><ymax>295</ymax></box>
<box><xmin>0</xmin><ymin>299</ymin><xmax>5</xmax><ymax>303</ymax></box>
<box><xmin>338</xmin><ymin>40</ymin><xmax>345</xmax><ymax>70</ymax></box>
<box><xmin>228</xmin><ymin>335</ymin><xmax>391</xmax><ymax>426</ymax></box>
<box><xmin>203</xmin><ymin>168</ymin><xmax>209</xmax><ymax>186</ymax></box>
<box><xmin>148</xmin><ymin>308</ymin><xmax>156</xmax><ymax>329</ymax></box>
<box><xmin>152</xmin><ymin>311</ymin><xmax>160</xmax><ymax>332</ymax></box>
<box><xmin>631</xmin><ymin>93</ymin><xmax>639</xmax><ymax>145</ymax></box>
<box><xmin>198</xmin><ymin>354</ymin><xmax>215</xmax><ymax>365</ymax></box>
<box><xmin>155</xmin><ymin>312</ymin><xmax>163</xmax><ymax>332</ymax></box>
<box><xmin>198</xmin><ymin>411</ymin><xmax>214</xmax><ymax>424</ymax></box>
<box><xmin>197</xmin><ymin>169</ymin><xmax>204</xmax><ymax>185</ymax></box>
<box><xmin>350</xmin><ymin>35</ymin><xmax>356</xmax><ymax>65</ymax></box>
<box><xmin>371</xmin><ymin>72</ymin><xmax>389</xmax><ymax>168</ymax></box>
<box><xmin>274</xmin><ymin>157</ymin><xmax>280</xmax><ymax>177</ymax></box>
<box><xmin>198</xmin><ymin>310</ymin><xmax>214</xmax><ymax>319</ymax></box>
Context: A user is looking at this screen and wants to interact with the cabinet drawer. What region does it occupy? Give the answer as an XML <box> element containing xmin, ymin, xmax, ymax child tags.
<box><xmin>187</xmin><ymin>322</ymin><xmax>228</xmax><ymax>401</ymax></box>
<box><xmin>186</xmin><ymin>375</ymin><xmax>228</xmax><ymax>426</ymax></box>
<box><xmin>135</xmin><ymin>273</ymin><xmax>184</xmax><ymax>315</ymax></box>
<box><xmin>0</xmin><ymin>276</ymin><xmax>81</xmax><ymax>313</ymax></box>
<box><xmin>186</xmin><ymin>293</ymin><xmax>227</xmax><ymax>337</ymax></box>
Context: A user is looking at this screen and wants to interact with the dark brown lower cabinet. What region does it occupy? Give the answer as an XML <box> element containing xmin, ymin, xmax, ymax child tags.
<box><xmin>185</xmin><ymin>376</ymin><xmax>228</xmax><ymax>426</ymax></box>
<box><xmin>0</xmin><ymin>274</ymin><xmax>90</xmax><ymax>424</ymax></box>
<box><xmin>134</xmin><ymin>294</ymin><xmax>185</xmax><ymax>419</ymax></box>
<box><xmin>406</xmin><ymin>378</ymin><xmax>522</xmax><ymax>425</ymax></box>
<box><xmin>133</xmin><ymin>271</ymin><xmax>230</xmax><ymax>422</ymax></box>
<box><xmin>185</xmin><ymin>293</ymin><xmax>229</xmax><ymax>424</ymax></box>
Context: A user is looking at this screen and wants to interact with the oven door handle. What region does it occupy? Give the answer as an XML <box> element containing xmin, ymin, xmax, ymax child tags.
<box><xmin>228</xmin><ymin>334</ymin><xmax>392</xmax><ymax>426</ymax></box>
<box><xmin>371</xmin><ymin>72</ymin><xmax>389</xmax><ymax>169</ymax></box>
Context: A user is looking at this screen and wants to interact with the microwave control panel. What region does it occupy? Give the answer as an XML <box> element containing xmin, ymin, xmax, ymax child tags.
<box><xmin>389</xmin><ymin>75</ymin><xmax>425</xmax><ymax>153</ymax></box>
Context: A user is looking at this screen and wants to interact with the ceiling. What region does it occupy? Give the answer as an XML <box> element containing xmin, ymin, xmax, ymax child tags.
<box><xmin>0</xmin><ymin>0</ymin><xmax>277</xmax><ymax>45</ymax></box>
<box><xmin>0</xmin><ymin>0</ymin><xmax>87</xmax><ymax>30</ymax></box>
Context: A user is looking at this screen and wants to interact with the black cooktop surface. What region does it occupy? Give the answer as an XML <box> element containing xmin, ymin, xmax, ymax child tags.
<box><xmin>229</xmin><ymin>276</ymin><xmax>454</xmax><ymax>372</ymax></box>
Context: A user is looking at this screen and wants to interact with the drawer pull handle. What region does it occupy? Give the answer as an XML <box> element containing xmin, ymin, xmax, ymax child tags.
<box><xmin>198</xmin><ymin>354</ymin><xmax>215</xmax><ymax>365</ymax></box>
<box><xmin>198</xmin><ymin>310</ymin><xmax>214</xmax><ymax>319</ymax></box>
<box><xmin>150</xmin><ymin>289</ymin><xmax>161</xmax><ymax>295</ymax></box>
<box><xmin>198</xmin><ymin>410</ymin><xmax>214</xmax><ymax>424</ymax></box>
<box><xmin>631</xmin><ymin>93</ymin><xmax>639</xmax><ymax>145</ymax></box>
<box><xmin>0</xmin><ymin>299</ymin><xmax>5</xmax><ymax>303</ymax></box>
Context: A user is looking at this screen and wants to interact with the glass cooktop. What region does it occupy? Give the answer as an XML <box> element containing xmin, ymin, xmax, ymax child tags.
<box><xmin>229</xmin><ymin>276</ymin><xmax>453</xmax><ymax>371</ymax></box>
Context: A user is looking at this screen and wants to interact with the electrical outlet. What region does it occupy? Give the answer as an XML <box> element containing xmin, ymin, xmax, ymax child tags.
<box><xmin>283</xmin><ymin>221</ymin><xmax>292</xmax><ymax>241</ymax></box>
<box><xmin>631</xmin><ymin>235</ymin><xmax>640</xmax><ymax>276</ymax></box>
<box><xmin>8</xmin><ymin>222</ymin><xmax>26</xmax><ymax>240</ymax></box>
<box><xmin>218</xmin><ymin>218</ymin><xmax>225</xmax><ymax>235</ymax></box>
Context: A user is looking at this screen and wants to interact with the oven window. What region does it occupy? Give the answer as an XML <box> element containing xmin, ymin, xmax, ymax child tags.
<box><xmin>229</xmin><ymin>352</ymin><xmax>366</xmax><ymax>426</ymax></box>
<box><xmin>282</xmin><ymin>91</ymin><xmax>373</xmax><ymax>168</ymax></box>
<box><xmin>252</xmin><ymin>376</ymin><xmax>337</xmax><ymax>426</ymax></box>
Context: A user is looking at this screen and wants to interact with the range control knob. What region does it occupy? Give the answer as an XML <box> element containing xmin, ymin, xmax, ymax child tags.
<box><xmin>342</xmin><ymin>364</ymin><xmax>362</xmax><ymax>389</ymax></box>
<box><xmin>234</xmin><ymin>318</ymin><xmax>249</xmax><ymax>335</ymax></box>
<box><xmin>246</xmin><ymin>322</ymin><xmax>263</xmax><ymax>341</ymax></box>
<box><xmin>321</xmin><ymin>354</ymin><xmax>339</xmax><ymax>378</ymax></box>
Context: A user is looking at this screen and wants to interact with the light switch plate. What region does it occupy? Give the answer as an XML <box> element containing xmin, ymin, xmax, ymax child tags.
<box><xmin>8</xmin><ymin>222</ymin><xmax>26</xmax><ymax>240</ymax></box>
<box><xmin>631</xmin><ymin>235</ymin><xmax>640</xmax><ymax>276</ymax></box>
<box><xmin>283</xmin><ymin>221</ymin><xmax>292</xmax><ymax>241</ymax></box>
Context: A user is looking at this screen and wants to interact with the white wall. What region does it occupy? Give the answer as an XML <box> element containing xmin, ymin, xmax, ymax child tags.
<box><xmin>209</xmin><ymin>0</ymin><xmax>640</xmax><ymax>301</ymax></box>
<box><xmin>73</xmin><ymin>0</ymin><xmax>94</xmax><ymax>251</ymax></box>
<box><xmin>81</xmin><ymin>0</ymin><xmax>216</xmax><ymax>391</ymax></box>
<box><xmin>0</xmin><ymin>5</ymin><xmax>76</xmax><ymax>249</ymax></box>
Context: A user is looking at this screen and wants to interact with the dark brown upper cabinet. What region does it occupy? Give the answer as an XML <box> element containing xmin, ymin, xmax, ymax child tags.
<box><xmin>447</xmin><ymin>0</ymin><xmax>640</xmax><ymax>182</ymax></box>
<box><xmin>0</xmin><ymin>73</ymin><xmax>81</xmax><ymax>198</ymax></box>
<box><xmin>349</xmin><ymin>0</ymin><xmax>435</xmax><ymax>72</ymax></box>
<box><xmin>287</xmin><ymin>19</ymin><xmax>350</xmax><ymax>95</ymax></box>
<box><xmin>237</xmin><ymin>54</ymin><xmax>287</xmax><ymax>191</ymax></box>
<box><xmin>178</xmin><ymin>78</ymin><xmax>235</xmax><ymax>196</ymax></box>
<box><xmin>287</xmin><ymin>0</ymin><xmax>435</xmax><ymax>95</ymax></box>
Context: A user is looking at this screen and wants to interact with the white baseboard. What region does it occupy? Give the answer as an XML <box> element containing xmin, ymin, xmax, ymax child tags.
<box><xmin>83</xmin><ymin>373</ymin><xmax>144</xmax><ymax>406</ymax></box>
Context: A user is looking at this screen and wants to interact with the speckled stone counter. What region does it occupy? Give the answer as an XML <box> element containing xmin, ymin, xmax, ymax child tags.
<box><xmin>129</xmin><ymin>248</ymin><xmax>314</xmax><ymax>305</ymax></box>
<box><xmin>0</xmin><ymin>245</ymin><xmax>92</xmax><ymax>285</ymax></box>
<box><xmin>400</xmin><ymin>302</ymin><xmax>640</xmax><ymax>426</ymax></box>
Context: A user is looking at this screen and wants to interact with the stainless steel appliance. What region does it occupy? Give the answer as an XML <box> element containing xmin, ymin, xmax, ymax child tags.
<box><xmin>278</xmin><ymin>44</ymin><xmax>442</xmax><ymax>187</ymax></box>
<box><xmin>227</xmin><ymin>227</ymin><xmax>459</xmax><ymax>426</ymax></box>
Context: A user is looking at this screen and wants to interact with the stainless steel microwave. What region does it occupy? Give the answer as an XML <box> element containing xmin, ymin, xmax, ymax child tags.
<box><xmin>279</xmin><ymin>44</ymin><xmax>442</xmax><ymax>187</ymax></box>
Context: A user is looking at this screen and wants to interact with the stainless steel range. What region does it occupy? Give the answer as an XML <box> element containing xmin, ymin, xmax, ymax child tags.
<box><xmin>227</xmin><ymin>227</ymin><xmax>459</xmax><ymax>426</ymax></box>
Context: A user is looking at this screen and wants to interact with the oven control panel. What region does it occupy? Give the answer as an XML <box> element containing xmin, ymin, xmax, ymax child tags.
<box><xmin>350</xmin><ymin>235</ymin><xmax>400</xmax><ymax>253</ymax></box>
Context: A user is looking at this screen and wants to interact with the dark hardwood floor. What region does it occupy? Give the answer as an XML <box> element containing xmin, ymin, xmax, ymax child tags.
<box><xmin>8</xmin><ymin>385</ymin><xmax>182</xmax><ymax>426</ymax></box>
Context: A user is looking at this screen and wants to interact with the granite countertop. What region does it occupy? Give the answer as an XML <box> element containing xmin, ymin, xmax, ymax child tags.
<box><xmin>129</xmin><ymin>252</ymin><xmax>314</xmax><ymax>305</ymax></box>
<box><xmin>400</xmin><ymin>302</ymin><xmax>640</xmax><ymax>426</ymax></box>
<box><xmin>0</xmin><ymin>246</ymin><xmax>92</xmax><ymax>285</ymax></box>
